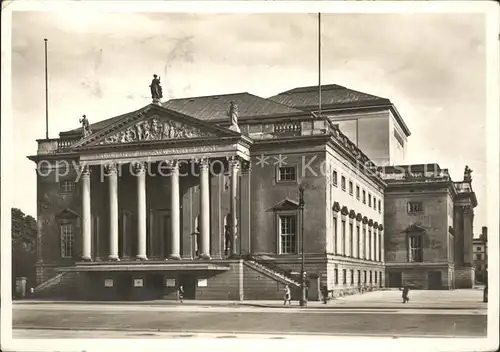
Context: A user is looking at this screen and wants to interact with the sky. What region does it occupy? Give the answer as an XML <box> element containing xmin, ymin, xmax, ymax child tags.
<box><xmin>10</xmin><ymin>9</ymin><xmax>488</xmax><ymax>235</ymax></box>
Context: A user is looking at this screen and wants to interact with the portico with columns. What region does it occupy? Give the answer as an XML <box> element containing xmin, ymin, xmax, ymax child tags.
<box><xmin>78</xmin><ymin>155</ymin><xmax>248</xmax><ymax>263</ymax></box>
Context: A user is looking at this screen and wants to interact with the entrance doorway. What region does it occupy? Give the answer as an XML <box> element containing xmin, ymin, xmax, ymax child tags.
<box><xmin>152</xmin><ymin>210</ymin><xmax>171</xmax><ymax>259</ymax></box>
<box><xmin>388</xmin><ymin>271</ymin><xmax>402</xmax><ymax>287</ymax></box>
<box><xmin>428</xmin><ymin>271</ymin><xmax>442</xmax><ymax>290</ymax></box>
<box><xmin>179</xmin><ymin>274</ymin><xmax>196</xmax><ymax>300</ymax></box>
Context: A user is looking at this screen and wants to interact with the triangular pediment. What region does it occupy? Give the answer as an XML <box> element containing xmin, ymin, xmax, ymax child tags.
<box><xmin>269</xmin><ymin>198</ymin><xmax>299</xmax><ymax>211</ymax></box>
<box><xmin>73</xmin><ymin>104</ymin><xmax>240</xmax><ymax>149</ymax></box>
<box><xmin>55</xmin><ymin>208</ymin><xmax>80</xmax><ymax>219</ymax></box>
<box><xmin>404</xmin><ymin>224</ymin><xmax>426</xmax><ymax>233</ymax></box>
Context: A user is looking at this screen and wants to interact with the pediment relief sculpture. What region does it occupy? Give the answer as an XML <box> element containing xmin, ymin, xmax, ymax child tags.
<box><xmin>98</xmin><ymin>116</ymin><xmax>216</xmax><ymax>145</ymax></box>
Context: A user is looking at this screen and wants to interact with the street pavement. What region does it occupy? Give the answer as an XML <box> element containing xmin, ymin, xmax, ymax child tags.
<box><xmin>11</xmin><ymin>289</ymin><xmax>487</xmax><ymax>338</ymax></box>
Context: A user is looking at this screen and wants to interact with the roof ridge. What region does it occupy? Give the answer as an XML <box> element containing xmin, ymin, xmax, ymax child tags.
<box><xmin>165</xmin><ymin>92</ymin><xmax>250</xmax><ymax>102</ymax></box>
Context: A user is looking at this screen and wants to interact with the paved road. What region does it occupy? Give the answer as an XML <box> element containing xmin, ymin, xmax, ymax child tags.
<box><xmin>13</xmin><ymin>303</ymin><xmax>487</xmax><ymax>338</ymax></box>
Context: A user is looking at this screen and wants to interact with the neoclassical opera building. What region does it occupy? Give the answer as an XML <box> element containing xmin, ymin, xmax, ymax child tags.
<box><xmin>29</xmin><ymin>80</ymin><xmax>478</xmax><ymax>300</ymax></box>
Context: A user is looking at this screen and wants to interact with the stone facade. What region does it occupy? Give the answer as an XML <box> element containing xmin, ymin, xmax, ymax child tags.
<box><xmin>28</xmin><ymin>85</ymin><xmax>477</xmax><ymax>300</ymax></box>
<box><xmin>382</xmin><ymin>164</ymin><xmax>477</xmax><ymax>290</ymax></box>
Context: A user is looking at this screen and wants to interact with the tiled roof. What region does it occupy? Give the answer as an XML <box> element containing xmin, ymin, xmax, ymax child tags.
<box><xmin>162</xmin><ymin>92</ymin><xmax>304</xmax><ymax>121</ymax></box>
<box><xmin>268</xmin><ymin>84</ymin><xmax>390</xmax><ymax>110</ymax></box>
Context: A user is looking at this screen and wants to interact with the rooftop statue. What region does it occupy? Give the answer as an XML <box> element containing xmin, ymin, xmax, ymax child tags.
<box><xmin>150</xmin><ymin>74</ymin><xmax>163</xmax><ymax>102</ymax></box>
<box><xmin>79</xmin><ymin>114</ymin><xmax>92</xmax><ymax>138</ymax></box>
<box><xmin>228</xmin><ymin>100</ymin><xmax>240</xmax><ymax>132</ymax></box>
<box><xmin>464</xmin><ymin>165</ymin><xmax>473</xmax><ymax>181</ymax></box>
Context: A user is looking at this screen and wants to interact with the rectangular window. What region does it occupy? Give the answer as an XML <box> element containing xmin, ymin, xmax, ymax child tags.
<box><xmin>369</xmin><ymin>271</ymin><xmax>373</xmax><ymax>284</ymax></box>
<box><xmin>343</xmin><ymin>269</ymin><xmax>347</xmax><ymax>284</ymax></box>
<box><xmin>408</xmin><ymin>234</ymin><xmax>423</xmax><ymax>262</ymax></box>
<box><xmin>368</xmin><ymin>229</ymin><xmax>372</xmax><ymax>260</ymax></box>
<box><xmin>349</xmin><ymin>223</ymin><xmax>353</xmax><ymax>257</ymax></box>
<box><xmin>357</xmin><ymin>270</ymin><xmax>361</xmax><ymax>286</ymax></box>
<box><xmin>378</xmin><ymin>200</ymin><xmax>382</xmax><ymax>213</ymax></box>
<box><xmin>277</xmin><ymin>166</ymin><xmax>297</xmax><ymax>182</ymax></box>
<box><xmin>341</xmin><ymin>176</ymin><xmax>346</xmax><ymax>191</ymax></box>
<box><xmin>357</xmin><ymin>225</ymin><xmax>361</xmax><ymax>258</ymax></box>
<box><xmin>476</xmin><ymin>246</ymin><xmax>482</xmax><ymax>251</ymax></box>
<box><xmin>350</xmin><ymin>269</ymin><xmax>354</xmax><ymax>285</ymax></box>
<box><xmin>407</xmin><ymin>201</ymin><xmax>423</xmax><ymax>214</ymax></box>
<box><xmin>59</xmin><ymin>180</ymin><xmax>75</xmax><ymax>193</ymax></box>
<box><xmin>334</xmin><ymin>268</ymin><xmax>338</xmax><ymax>284</ymax></box>
<box><xmin>333</xmin><ymin>216</ymin><xmax>338</xmax><ymax>254</ymax></box>
<box><xmin>364</xmin><ymin>270</ymin><xmax>367</xmax><ymax>283</ymax></box>
<box><xmin>362</xmin><ymin>227</ymin><xmax>367</xmax><ymax>259</ymax></box>
<box><xmin>362</xmin><ymin>190</ymin><xmax>366</xmax><ymax>204</ymax></box>
<box><xmin>368</xmin><ymin>194</ymin><xmax>372</xmax><ymax>207</ymax></box>
<box><xmin>279</xmin><ymin>215</ymin><xmax>297</xmax><ymax>254</ymax></box>
<box><xmin>373</xmin><ymin>197</ymin><xmax>377</xmax><ymax>210</ymax></box>
<box><xmin>356</xmin><ymin>185</ymin><xmax>360</xmax><ymax>199</ymax></box>
<box><xmin>378</xmin><ymin>231</ymin><xmax>382</xmax><ymax>262</ymax></box>
<box><xmin>341</xmin><ymin>220</ymin><xmax>346</xmax><ymax>256</ymax></box>
<box><xmin>375</xmin><ymin>271</ymin><xmax>378</xmax><ymax>283</ymax></box>
<box><xmin>332</xmin><ymin>171</ymin><xmax>338</xmax><ymax>186</ymax></box>
<box><xmin>60</xmin><ymin>223</ymin><xmax>73</xmax><ymax>258</ymax></box>
<box><xmin>475</xmin><ymin>254</ymin><xmax>481</xmax><ymax>261</ymax></box>
<box><xmin>349</xmin><ymin>181</ymin><xmax>353</xmax><ymax>195</ymax></box>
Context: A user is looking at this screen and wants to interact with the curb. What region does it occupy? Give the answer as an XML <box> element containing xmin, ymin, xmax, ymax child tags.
<box><xmin>13</xmin><ymin>300</ymin><xmax>485</xmax><ymax>310</ymax></box>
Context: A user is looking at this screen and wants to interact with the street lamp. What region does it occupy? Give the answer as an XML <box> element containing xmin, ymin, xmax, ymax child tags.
<box><xmin>299</xmin><ymin>183</ymin><xmax>307</xmax><ymax>307</ymax></box>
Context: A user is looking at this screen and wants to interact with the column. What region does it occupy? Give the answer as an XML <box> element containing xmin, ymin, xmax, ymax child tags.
<box><xmin>463</xmin><ymin>206</ymin><xmax>473</xmax><ymax>265</ymax></box>
<box><xmin>168</xmin><ymin>160</ymin><xmax>181</xmax><ymax>259</ymax></box>
<box><xmin>81</xmin><ymin>164</ymin><xmax>92</xmax><ymax>261</ymax></box>
<box><xmin>210</xmin><ymin>172</ymin><xmax>222</xmax><ymax>259</ymax></box>
<box><xmin>199</xmin><ymin>158</ymin><xmax>211</xmax><ymax>259</ymax></box>
<box><xmin>135</xmin><ymin>162</ymin><xmax>147</xmax><ymax>260</ymax></box>
<box><xmin>107</xmin><ymin>163</ymin><xmax>119</xmax><ymax>261</ymax></box>
<box><xmin>240</xmin><ymin>160</ymin><xmax>252</xmax><ymax>255</ymax></box>
<box><xmin>229</xmin><ymin>156</ymin><xmax>240</xmax><ymax>257</ymax></box>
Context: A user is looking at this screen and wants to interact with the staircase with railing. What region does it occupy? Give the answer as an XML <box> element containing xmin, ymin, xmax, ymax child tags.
<box><xmin>32</xmin><ymin>272</ymin><xmax>79</xmax><ymax>298</ymax></box>
<box><xmin>243</xmin><ymin>255</ymin><xmax>300</xmax><ymax>288</ymax></box>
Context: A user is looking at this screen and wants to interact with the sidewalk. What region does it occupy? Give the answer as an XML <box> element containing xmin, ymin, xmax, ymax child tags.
<box><xmin>15</xmin><ymin>289</ymin><xmax>486</xmax><ymax>310</ymax></box>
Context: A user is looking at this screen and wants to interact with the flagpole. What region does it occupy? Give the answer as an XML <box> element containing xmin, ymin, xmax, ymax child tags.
<box><xmin>44</xmin><ymin>38</ymin><xmax>49</xmax><ymax>139</ymax></box>
<box><xmin>318</xmin><ymin>12</ymin><xmax>322</xmax><ymax>119</ymax></box>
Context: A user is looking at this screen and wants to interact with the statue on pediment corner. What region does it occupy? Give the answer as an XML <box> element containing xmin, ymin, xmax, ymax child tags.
<box><xmin>464</xmin><ymin>165</ymin><xmax>473</xmax><ymax>182</ymax></box>
<box><xmin>79</xmin><ymin>115</ymin><xmax>92</xmax><ymax>138</ymax></box>
<box><xmin>228</xmin><ymin>101</ymin><xmax>240</xmax><ymax>133</ymax></box>
<box><xmin>150</xmin><ymin>74</ymin><xmax>163</xmax><ymax>102</ymax></box>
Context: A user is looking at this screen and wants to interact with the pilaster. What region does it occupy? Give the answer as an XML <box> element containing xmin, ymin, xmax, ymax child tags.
<box><xmin>240</xmin><ymin>160</ymin><xmax>252</xmax><ymax>255</ymax></box>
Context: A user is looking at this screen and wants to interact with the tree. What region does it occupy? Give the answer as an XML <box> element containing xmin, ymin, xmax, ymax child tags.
<box><xmin>11</xmin><ymin>208</ymin><xmax>37</xmax><ymax>297</ymax></box>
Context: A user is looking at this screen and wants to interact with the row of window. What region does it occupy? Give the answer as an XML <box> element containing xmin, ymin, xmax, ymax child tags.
<box><xmin>334</xmin><ymin>268</ymin><xmax>383</xmax><ymax>286</ymax></box>
<box><xmin>332</xmin><ymin>217</ymin><xmax>383</xmax><ymax>261</ymax></box>
<box><xmin>332</xmin><ymin>171</ymin><xmax>382</xmax><ymax>213</ymax></box>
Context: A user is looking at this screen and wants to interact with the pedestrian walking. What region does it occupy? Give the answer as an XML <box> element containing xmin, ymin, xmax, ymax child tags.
<box><xmin>321</xmin><ymin>285</ymin><xmax>329</xmax><ymax>304</ymax></box>
<box><xmin>400</xmin><ymin>286</ymin><xmax>410</xmax><ymax>303</ymax></box>
<box><xmin>283</xmin><ymin>285</ymin><xmax>291</xmax><ymax>305</ymax></box>
<box><xmin>178</xmin><ymin>285</ymin><xmax>184</xmax><ymax>303</ymax></box>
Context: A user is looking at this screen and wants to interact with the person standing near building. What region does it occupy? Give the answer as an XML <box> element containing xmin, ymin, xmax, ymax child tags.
<box><xmin>178</xmin><ymin>285</ymin><xmax>184</xmax><ymax>303</ymax></box>
<box><xmin>283</xmin><ymin>285</ymin><xmax>291</xmax><ymax>306</ymax></box>
<box><xmin>400</xmin><ymin>286</ymin><xmax>410</xmax><ymax>303</ymax></box>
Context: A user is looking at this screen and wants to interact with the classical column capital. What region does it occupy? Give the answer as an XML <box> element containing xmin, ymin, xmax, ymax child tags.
<box><xmin>197</xmin><ymin>157</ymin><xmax>210</xmax><ymax>169</ymax></box>
<box><xmin>132</xmin><ymin>161</ymin><xmax>146</xmax><ymax>174</ymax></box>
<box><xmin>78</xmin><ymin>162</ymin><xmax>91</xmax><ymax>176</ymax></box>
<box><xmin>104</xmin><ymin>162</ymin><xmax>118</xmax><ymax>176</ymax></box>
<box><xmin>165</xmin><ymin>159</ymin><xmax>179</xmax><ymax>170</ymax></box>
<box><xmin>241</xmin><ymin>159</ymin><xmax>252</xmax><ymax>175</ymax></box>
<box><xmin>227</xmin><ymin>156</ymin><xmax>241</xmax><ymax>169</ymax></box>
